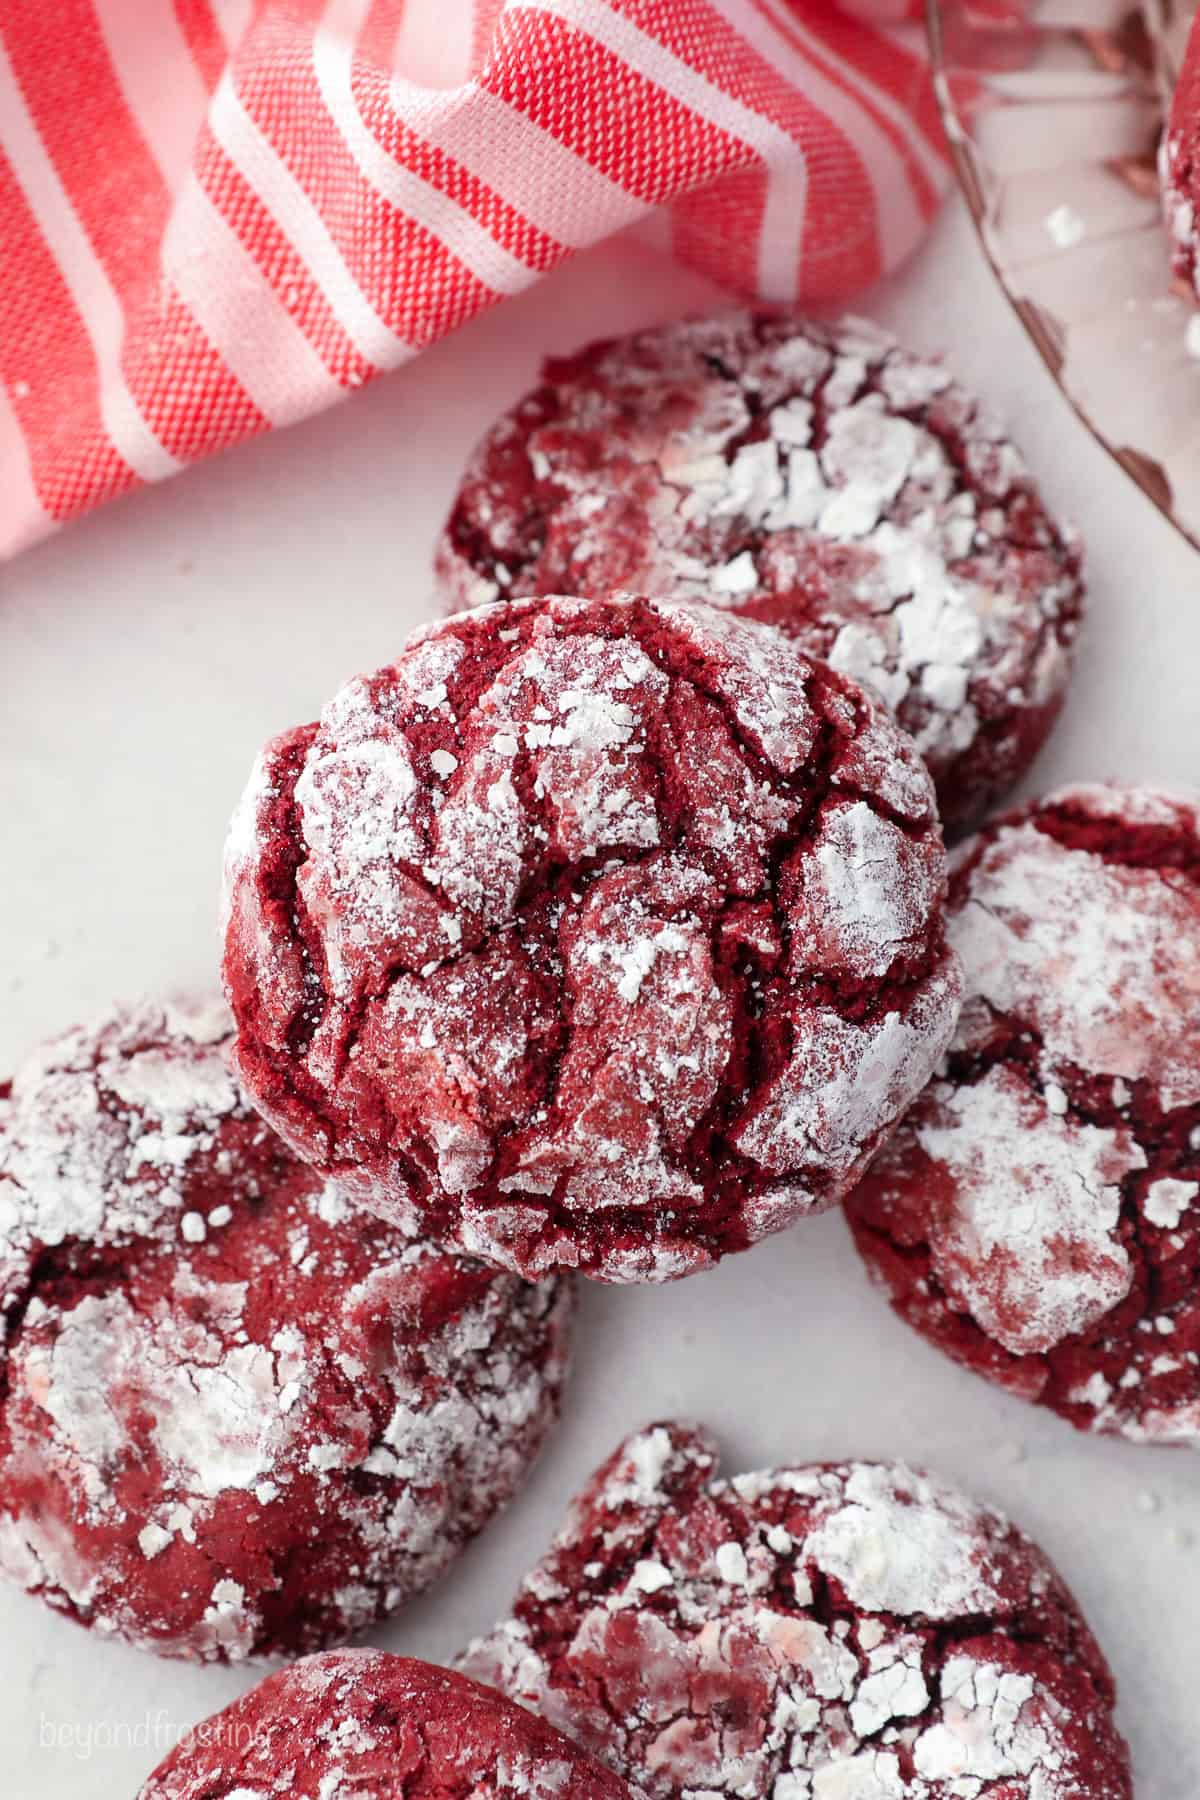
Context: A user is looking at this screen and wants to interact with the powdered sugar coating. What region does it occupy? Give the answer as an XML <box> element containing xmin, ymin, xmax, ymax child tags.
<box><xmin>0</xmin><ymin>1000</ymin><xmax>572</xmax><ymax>1660</ymax></box>
<box><xmin>222</xmin><ymin>593</ymin><xmax>961</xmax><ymax>1284</ymax></box>
<box><xmin>458</xmin><ymin>1423</ymin><xmax>1131</xmax><ymax>1800</ymax></box>
<box><xmin>139</xmin><ymin>1651</ymin><xmax>639</xmax><ymax>1800</ymax></box>
<box><xmin>849</xmin><ymin>783</ymin><xmax>1200</xmax><ymax>1446</ymax></box>
<box><xmin>435</xmin><ymin>312</ymin><xmax>1084</xmax><ymax>834</ymax></box>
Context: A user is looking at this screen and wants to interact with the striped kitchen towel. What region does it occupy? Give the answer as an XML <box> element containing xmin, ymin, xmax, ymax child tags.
<box><xmin>0</xmin><ymin>0</ymin><xmax>949</xmax><ymax>557</ymax></box>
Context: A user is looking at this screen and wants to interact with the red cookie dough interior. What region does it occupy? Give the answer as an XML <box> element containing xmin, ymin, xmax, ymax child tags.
<box><xmin>222</xmin><ymin>594</ymin><xmax>961</xmax><ymax>1284</ymax></box>
<box><xmin>139</xmin><ymin>1650</ymin><xmax>637</xmax><ymax>1800</ymax></box>
<box><xmin>849</xmin><ymin>783</ymin><xmax>1200</xmax><ymax>1446</ymax></box>
<box><xmin>0</xmin><ymin>998</ymin><xmax>572</xmax><ymax>1660</ymax></box>
<box><xmin>458</xmin><ymin>1422</ymin><xmax>1132</xmax><ymax>1800</ymax></box>
<box><xmin>435</xmin><ymin>312</ymin><xmax>1084</xmax><ymax>835</ymax></box>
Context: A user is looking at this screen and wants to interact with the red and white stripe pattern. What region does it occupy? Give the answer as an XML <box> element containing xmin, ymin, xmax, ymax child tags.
<box><xmin>0</xmin><ymin>0</ymin><xmax>948</xmax><ymax>557</ymax></box>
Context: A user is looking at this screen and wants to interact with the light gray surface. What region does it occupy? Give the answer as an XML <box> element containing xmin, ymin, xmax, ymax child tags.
<box><xmin>1</xmin><ymin>203</ymin><xmax>1197</xmax><ymax>1797</ymax></box>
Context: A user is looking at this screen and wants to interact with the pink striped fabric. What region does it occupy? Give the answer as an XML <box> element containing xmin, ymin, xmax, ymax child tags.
<box><xmin>0</xmin><ymin>0</ymin><xmax>949</xmax><ymax>557</ymax></box>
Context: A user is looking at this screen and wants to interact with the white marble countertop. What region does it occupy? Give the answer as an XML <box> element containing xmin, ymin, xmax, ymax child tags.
<box><xmin>1</xmin><ymin>200</ymin><xmax>1197</xmax><ymax>1798</ymax></box>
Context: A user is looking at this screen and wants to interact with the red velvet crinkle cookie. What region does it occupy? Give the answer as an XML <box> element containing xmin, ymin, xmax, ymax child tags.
<box><xmin>1162</xmin><ymin>10</ymin><xmax>1200</xmax><ymax>293</ymax></box>
<box><xmin>848</xmin><ymin>783</ymin><xmax>1200</xmax><ymax>1447</ymax></box>
<box><xmin>139</xmin><ymin>1650</ymin><xmax>639</xmax><ymax>1800</ymax></box>
<box><xmin>222</xmin><ymin>593</ymin><xmax>961</xmax><ymax>1284</ymax></box>
<box><xmin>0</xmin><ymin>997</ymin><xmax>572</xmax><ymax>1661</ymax></box>
<box><xmin>458</xmin><ymin>1422</ymin><xmax>1132</xmax><ymax>1800</ymax></box>
<box><xmin>435</xmin><ymin>312</ymin><xmax>1084</xmax><ymax>835</ymax></box>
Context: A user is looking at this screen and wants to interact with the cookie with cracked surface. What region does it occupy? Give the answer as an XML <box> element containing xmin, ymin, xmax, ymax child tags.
<box><xmin>139</xmin><ymin>1650</ymin><xmax>640</xmax><ymax>1799</ymax></box>
<box><xmin>848</xmin><ymin>782</ymin><xmax>1200</xmax><ymax>1447</ymax></box>
<box><xmin>0</xmin><ymin>997</ymin><xmax>572</xmax><ymax>1661</ymax></box>
<box><xmin>435</xmin><ymin>312</ymin><xmax>1084</xmax><ymax>836</ymax></box>
<box><xmin>222</xmin><ymin>592</ymin><xmax>961</xmax><ymax>1284</ymax></box>
<box><xmin>457</xmin><ymin>1422</ymin><xmax>1132</xmax><ymax>1800</ymax></box>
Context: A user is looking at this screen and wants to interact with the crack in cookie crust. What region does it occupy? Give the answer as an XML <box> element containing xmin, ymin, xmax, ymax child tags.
<box><xmin>847</xmin><ymin>783</ymin><xmax>1200</xmax><ymax>1447</ymax></box>
<box><xmin>435</xmin><ymin>312</ymin><xmax>1084</xmax><ymax>835</ymax></box>
<box><xmin>222</xmin><ymin>594</ymin><xmax>961</xmax><ymax>1284</ymax></box>
<box><xmin>457</xmin><ymin>1422</ymin><xmax>1131</xmax><ymax>1800</ymax></box>
<box><xmin>0</xmin><ymin>999</ymin><xmax>573</xmax><ymax>1660</ymax></box>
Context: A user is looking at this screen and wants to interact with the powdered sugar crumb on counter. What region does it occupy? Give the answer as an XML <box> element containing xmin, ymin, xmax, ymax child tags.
<box><xmin>1045</xmin><ymin>203</ymin><xmax>1086</xmax><ymax>247</ymax></box>
<box><xmin>457</xmin><ymin>1423</ymin><xmax>1131</xmax><ymax>1800</ymax></box>
<box><xmin>223</xmin><ymin>592</ymin><xmax>960</xmax><ymax>1285</ymax></box>
<box><xmin>435</xmin><ymin>310</ymin><xmax>1085</xmax><ymax>835</ymax></box>
<box><xmin>0</xmin><ymin>1001</ymin><xmax>573</xmax><ymax>1662</ymax></box>
<box><xmin>848</xmin><ymin>782</ymin><xmax>1200</xmax><ymax>1448</ymax></box>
